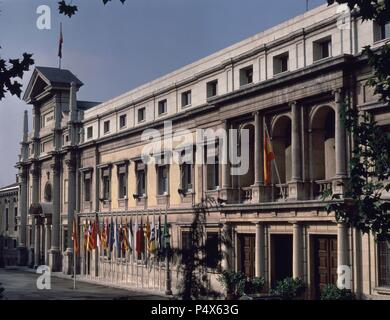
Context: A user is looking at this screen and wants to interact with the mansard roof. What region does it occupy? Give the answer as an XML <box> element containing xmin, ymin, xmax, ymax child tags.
<box><xmin>23</xmin><ymin>66</ymin><xmax>83</xmax><ymax>103</ymax></box>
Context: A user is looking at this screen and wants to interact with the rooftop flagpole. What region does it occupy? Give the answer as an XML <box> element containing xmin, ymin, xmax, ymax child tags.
<box><xmin>58</xmin><ymin>22</ymin><xmax>63</xmax><ymax>69</ymax></box>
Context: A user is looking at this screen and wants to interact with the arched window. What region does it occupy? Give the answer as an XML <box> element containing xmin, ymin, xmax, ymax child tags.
<box><xmin>44</xmin><ymin>183</ymin><xmax>52</xmax><ymax>202</ymax></box>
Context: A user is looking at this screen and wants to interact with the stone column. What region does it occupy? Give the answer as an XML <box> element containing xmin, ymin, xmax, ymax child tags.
<box><xmin>44</xmin><ymin>218</ymin><xmax>51</xmax><ymax>265</ymax></box>
<box><xmin>291</xmin><ymin>102</ymin><xmax>302</xmax><ymax>182</ymax></box>
<box><xmin>335</xmin><ymin>89</ymin><xmax>347</xmax><ymax>178</ymax></box>
<box><xmin>221</xmin><ymin>223</ymin><xmax>231</xmax><ymax>271</ymax></box>
<box><xmin>49</xmin><ymin>157</ymin><xmax>62</xmax><ymax>272</ymax></box>
<box><xmin>17</xmin><ymin>167</ymin><xmax>28</xmax><ymax>265</ymax></box>
<box><xmin>221</xmin><ymin>121</ymin><xmax>231</xmax><ymax>189</ymax></box>
<box><xmin>34</xmin><ymin>217</ymin><xmax>41</xmax><ymax>268</ymax></box>
<box><xmin>292</xmin><ymin>222</ymin><xmax>304</xmax><ymax>278</ymax></box>
<box><xmin>64</xmin><ymin>156</ymin><xmax>77</xmax><ymax>275</ymax></box>
<box><xmin>255</xmin><ymin>222</ymin><xmax>265</xmax><ymax>278</ymax></box>
<box><xmin>289</xmin><ymin>102</ymin><xmax>305</xmax><ymax>200</ymax></box>
<box><xmin>254</xmin><ymin>112</ymin><xmax>264</xmax><ymax>185</ymax></box>
<box><xmin>337</xmin><ymin>223</ymin><xmax>349</xmax><ymax>267</ymax></box>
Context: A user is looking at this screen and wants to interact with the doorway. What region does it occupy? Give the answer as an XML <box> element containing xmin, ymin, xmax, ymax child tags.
<box><xmin>271</xmin><ymin>234</ymin><xmax>293</xmax><ymax>286</ymax></box>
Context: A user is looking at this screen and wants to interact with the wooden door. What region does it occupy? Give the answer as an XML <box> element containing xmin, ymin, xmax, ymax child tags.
<box><xmin>238</xmin><ymin>234</ymin><xmax>255</xmax><ymax>278</ymax></box>
<box><xmin>314</xmin><ymin>235</ymin><xmax>337</xmax><ymax>298</ymax></box>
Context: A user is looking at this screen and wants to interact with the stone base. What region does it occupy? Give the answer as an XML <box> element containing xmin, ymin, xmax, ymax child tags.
<box><xmin>17</xmin><ymin>246</ymin><xmax>28</xmax><ymax>266</ymax></box>
<box><xmin>28</xmin><ymin>248</ymin><xmax>35</xmax><ymax>268</ymax></box>
<box><xmin>218</xmin><ymin>188</ymin><xmax>238</xmax><ymax>204</ymax></box>
<box><xmin>251</xmin><ymin>185</ymin><xmax>272</xmax><ymax>203</ymax></box>
<box><xmin>49</xmin><ymin>249</ymin><xmax>62</xmax><ymax>272</ymax></box>
<box><xmin>288</xmin><ymin>181</ymin><xmax>307</xmax><ymax>200</ymax></box>
<box><xmin>332</xmin><ymin>178</ymin><xmax>349</xmax><ymax>196</ymax></box>
<box><xmin>62</xmin><ymin>249</ymin><xmax>73</xmax><ymax>275</ymax></box>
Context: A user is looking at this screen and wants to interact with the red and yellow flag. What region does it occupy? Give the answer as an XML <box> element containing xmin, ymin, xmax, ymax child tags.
<box><xmin>264</xmin><ymin>135</ymin><xmax>275</xmax><ymax>185</ymax></box>
<box><xmin>72</xmin><ymin>217</ymin><xmax>79</xmax><ymax>256</ymax></box>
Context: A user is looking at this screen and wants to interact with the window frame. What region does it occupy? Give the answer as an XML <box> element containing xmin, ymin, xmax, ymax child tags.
<box><xmin>239</xmin><ymin>65</ymin><xmax>254</xmax><ymax>87</ymax></box>
<box><xmin>181</xmin><ymin>90</ymin><xmax>192</xmax><ymax>108</ymax></box>
<box><xmin>158</xmin><ymin>99</ymin><xmax>168</xmax><ymax>116</ymax></box>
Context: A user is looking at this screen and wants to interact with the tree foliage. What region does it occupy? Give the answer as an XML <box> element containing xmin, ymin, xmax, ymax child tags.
<box><xmin>322</xmin><ymin>1</ymin><xmax>390</xmax><ymax>240</ymax></box>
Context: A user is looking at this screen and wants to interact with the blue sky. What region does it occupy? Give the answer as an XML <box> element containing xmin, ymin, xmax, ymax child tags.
<box><xmin>0</xmin><ymin>0</ymin><xmax>326</xmax><ymax>186</ymax></box>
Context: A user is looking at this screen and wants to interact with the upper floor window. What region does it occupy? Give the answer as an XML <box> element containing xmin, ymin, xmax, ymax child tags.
<box><xmin>5</xmin><ymin>208</ymin><xmax>9</xmax><ymax>232</ymax></box>
<box><xmin>138</xmin><ymin>108</ymin><xmax>146</xmax><ymax>123</ymax></box>
<box><xmin>157</xmin><ymin>165</ymin><xmax>169</xmax><ymax>196</ymax></box>
<box><xmin>101</xmin><ymin>167</ymin><xmax>111</xmax><ymax>201</ymax></box>
<box><xmin>239</xmin><ymin>66</ymin><xmax>253</xmax><ymax>86</ymax></box>
<box><xmin>84</xmin><ymin>171</ymin><xmax>92</xmax><ymax>202</ymax></box>
<box><xmin>119</xmin><ymin>114</ymin><xmax>127</xmax><ymax>129</ymax></box>
<box><xmin>273</xmin><ymin>52</ymin><xmax>289</xmax><ymax>75</ymax></box>
<box><xmin>87</xmin><ymin>126</ymin><xmax>93</xmax><ymax>139</ymax></box>
<box><xmin>158</xmin><ymin>99</ymin><xmax>167</xmax><ymax>116</ymax></box>
<box><xmin>205</xmin><ymin>142</ymin><xmax>220</xmax><ymax>190</ymax></box>
<box><xmin>103</xmin><ymin>120</ymin><xmax>110</xmax><ymax>134</ymax></box>
<box><xmin>181</xmin><ymin>163</ymin><xmax>193</xmax><ymax>193</ymax></box>
<box><xmin>181</xmin><ymin>90</ymin><xmax>192</xmax><ymax>108</ymax></box>
<box><xmin>375</xmin><ymin>21</ymin><xmax>390</xmax><ymax>42</ymax></box>
<box><xmin>136</xmin><ymin>162</ymin><xmax>146</xmax><ymax>197</ymax></box>
<box><xmin>117</xmin><ymin>164</ymin><xmax>128</xmax><ymax>199</ymax></box>
<box><xmin>313</xmin><ymin>37</ymin><xmax>332</xmax><ymax>61</ymax></box>
<box><xmin>207</xmin><ymin>80</ymin><xmax>218</xmax><ymax>98</ymax></box>
<box><xmin>14</xmin><ymin>207</ymin><xmax>18</xmax><ymax>231</ymax></box>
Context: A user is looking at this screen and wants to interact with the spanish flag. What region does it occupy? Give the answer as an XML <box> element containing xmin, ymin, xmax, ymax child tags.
<box><xmin>72</xmin><ymin>217</ymin><xmax>79</xmax><ymax>256</ymax></box>
<box><xmin>264</xmin><ymin>135</ymin><xmax>275</xmax><ymax>185</ymax></box>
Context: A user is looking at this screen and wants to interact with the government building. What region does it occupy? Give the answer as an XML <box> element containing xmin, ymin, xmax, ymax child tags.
<box><xmin>11</xmin><ymin>3</ymin><xmax>390</xmax><ymax>299</ymax></box>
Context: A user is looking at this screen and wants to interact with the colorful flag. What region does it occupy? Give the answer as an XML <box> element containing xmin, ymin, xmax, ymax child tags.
<box><xmin>109</xmin><ymin>218</ymin><xmax>115</xmax><ymax>252</ymax></box>
<box><xmin>264</xmin><ymin>135</ymin><xmax>275</xmax><ymax>185</ymax></box>
<box><xmin>86</xmin><ymin>221</ymin><xmax>93</xmax><ymax>252</ymax></box>
<box><xmin>128</xmin><ymin>218</ymin><xmax>134</xmax><ymax>252</ymax></box>
<box><xmin>72</xmin><ymin>217</ymin><xmax>79</xmax><ymax>256</ymax></box>
<box><xmin>149</xmin><ymin>222</ymin><xmax>156</xmax><ymax>253</ymax></box>
<box><xmin>136</xmin><ymin>222</ymin><xmax>144</xmax><ymax>255</ymax></box>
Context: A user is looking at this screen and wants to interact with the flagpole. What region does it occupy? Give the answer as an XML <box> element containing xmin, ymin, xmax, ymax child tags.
<box><xmin>265</xmin><ymin>123</ymin><xmax>286</xmax><ymax>200</ymax></box>
<box><xmin>58</xmin><ymin>22</ymin><xmax>63</xmax><ymax>69</ymax></box>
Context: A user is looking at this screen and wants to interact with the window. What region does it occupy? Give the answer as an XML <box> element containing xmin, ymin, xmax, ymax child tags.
<box><xmin>157</xmin><ymin>165</ymin><xmax>169</xmax><ymax>196</ymax></box>
<box><xmin>182</xmin><ymin>231</ymin><xmax>192</xmax><ymax>252</ymax></box>
<box><xmin>84</xmin><ymin>172</ymin><xmax>92</xmax><ymax>202</ymax></box>
<box><xmin>313</xmin><ymin>37</ymin><xmax>332</xmax><ymax>61</ymax></box>
<box><xmin>239</xmin><ymin>66</ymin><xmax>253</xmax><ymax>86</ymax></box>
<box><xmin>5</xmin><ymin>208</ymin><xmax>9</xmax><ymax>232</ymax></box>
<box><xmin>158</xmin><ymin>100</ymin><xmax>167</xmax><ymax>116</ymax></box>
<box><xmin>136</xmin><ymin>163</ymin><xmax>146</xmax><ymax>197</ymax></box>
<box><xmin>138</xmin><ymin>108</ymin><xmax>146</xmax><ymax>123</ymax></box>
<box><xmin>14</xmin><ymin>207</ymin><xmax>18</xmax><ymax>231</ymax></box>
<box><xmin>378</xmin><ymin>240</ymin><xmax>390</xmax><ymax>286</ymax></box>
<box><xmin>273</xmin><ymin>52</ymin><xmax>289</xmax><ymax>75</ymax></box>
<box><xmin>181</xmin><ymin>90</ymin><xmax>192</xmax><ymax>108</ymax></box>
<box><xmin>119</xmin><ymin>114</ymin><xmax>127</xmax><ymax>129</ymax></box>
<box><xmin>102</xmin><ymin>176</ymin><xmax>110</xmax><ymax>201</ymax></box>
<box><xmin>118</xmin><ymin>165</ymin><xmax>127</xmax><ymax>199</ymax></box>
<box><xmin>205</xmin><ymin>232</ymin><xmax>219</xmax><ymax>269</ymax></box>
<box><xmin>87</xmin><ymin>126</ymin><xmax>93</xmax><ymax>139</ymax></box>
<box><xmin>181</xmin><ymin>163</ymin><xmax>193</xmax><ymax>193</ymax></box>
<box><xmin>206</xmin><ymin>143</ymin><xmax>219</xmax><ymax>190</ymax></box>
<box><xmin>103</xmin><ymin>120</ymin><xmax>110</xmax><ymax>134</ymax></box>
<box><xmin>375</xmin><ymin>21</ymin><xmax>390</xmax><ymax>42</ymax></box>
<box><xmin>207</xmin><ymin>80</ymin><xmax>218</xmax><ymax>98</ymax></box>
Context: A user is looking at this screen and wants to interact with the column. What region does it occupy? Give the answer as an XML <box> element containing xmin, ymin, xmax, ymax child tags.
<box><xmin>34</xmin><ymin>217</ymin><xmax>41</xmax><ymax>268</ymax></box>
<box><xmin>49</xmin><ymin>157</ymin><xmax>61</xmax><ymax>272</ymax></box>
<box><xmin>44</xmin><ymin>218</ymin><xmax>51</xmax><ymax>265</ymax></box>
<box><xmin>64</xmin><ymin>156</ymin><xmax>77</xmax><ymax>275</ymax></box>
<box><xmin>254</xmin><ymin>112</ymin><xmax>264</xmax><ymax>186</ymax></box>
<box><xmin>17</xmin><ymin>167</ymin><xmax>28</xmax><ymax>265</ymax></box>
<box><xmin>255</xmin><ymin>222</ymin><xmax>265</xmax><ymax>278</ymax></box>
<box><xmin>335</xmin><ymin>89</ymin><xmax>347</xmax><ymax>178</ymax></box>
<box><xmin>292</xmin><ymin>222</ymin><xmax>303</xmax><ymax>279</ymax></box>
<box><xmin>291</xmin><ymin>102</ymin><xmax>302</xmax><ymax>182</ymax></box>
<box><xmin>337</xmin><ymin>223</ymin><xmax>349</xmax><ymax>267</ymax></box>
<box><xmin>221</xmin><ymin>223</ymin><xmax>231</xmax><ymax>271</ymax></box>
<box><xmin>222</xmin><ymin>121</ymin><xmax>231</xmax><ymax>189</ymax></box>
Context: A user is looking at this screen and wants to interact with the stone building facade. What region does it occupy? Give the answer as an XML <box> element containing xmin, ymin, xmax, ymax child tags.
<box><xmin>14</xmin><ymin>4</ymin><xmax>390</xmax><ymax>298</ymax></box>
<box><xmin>0</xmin><ymin>183</ymin><xmax>19</xmax><ymax>267</ymax></box>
